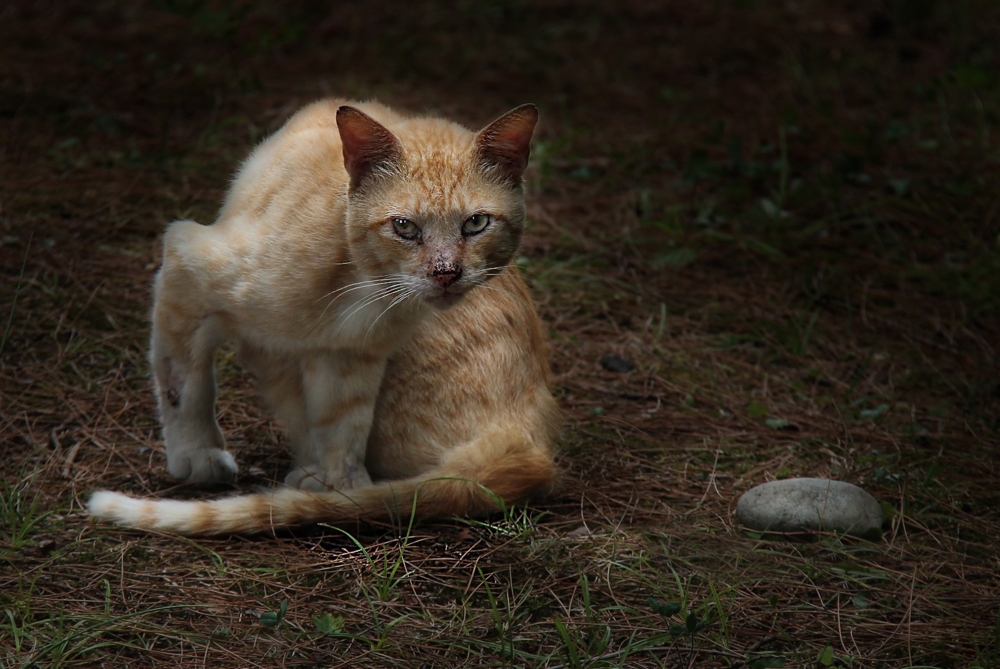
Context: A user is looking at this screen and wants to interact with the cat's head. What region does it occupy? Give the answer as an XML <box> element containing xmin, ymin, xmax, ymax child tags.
<box><xmin>338</xmin><ymin>103</ymin><xmax>537</xmax><ymax>309</ymax></box>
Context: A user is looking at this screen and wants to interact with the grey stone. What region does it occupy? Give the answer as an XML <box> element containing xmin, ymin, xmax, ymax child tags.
<box><xmin>736</xmin><ymin>478</ymin><xmax>882</xmax><ymax>537</ymax></box>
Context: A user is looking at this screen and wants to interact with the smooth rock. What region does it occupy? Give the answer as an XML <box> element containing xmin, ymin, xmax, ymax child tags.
<box><xmin>736</xmin><ymin>478</ymin><xmax>882</xmax><ymax>537</ymax></box>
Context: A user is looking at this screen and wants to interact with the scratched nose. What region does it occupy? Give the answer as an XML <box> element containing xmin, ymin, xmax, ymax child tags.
<box><xmin>430</xmin><ymin>262</ymin><xmax>463</xmax><ymax>289</ymax></box>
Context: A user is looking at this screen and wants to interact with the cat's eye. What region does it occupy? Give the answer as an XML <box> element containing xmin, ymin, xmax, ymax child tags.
<box><xmin>391</xmin><ymin>217</ymin><xmax>420</xmax><ymax>240</ymax></box>
<box><xmin>462</xmin><ymin>213</ymin><xmax>491</xmax><ymax>236</ymax></box>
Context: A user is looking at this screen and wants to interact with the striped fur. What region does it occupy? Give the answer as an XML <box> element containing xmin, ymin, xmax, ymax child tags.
<box><xmin>88</xmin><ymin>426</ymin><xmax>557</xmax><ymax>535</ymax></box>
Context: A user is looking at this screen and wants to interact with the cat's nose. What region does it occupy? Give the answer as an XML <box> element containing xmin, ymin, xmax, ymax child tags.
<box><xmin>430</xmin><ymin>261</ymin><xmax>463</xmax><ymax>288</ymax></box>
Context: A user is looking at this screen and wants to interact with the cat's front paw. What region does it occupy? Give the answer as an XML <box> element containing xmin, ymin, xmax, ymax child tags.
<box><xmin>167</xmin><ymin>448</ymin><xmax>238</xmax><ymax>483</ymax></box>
<box><xmin>285</xmin><ymin>464</ymin><xmax>372</xmax><ymax>492</ymax></box>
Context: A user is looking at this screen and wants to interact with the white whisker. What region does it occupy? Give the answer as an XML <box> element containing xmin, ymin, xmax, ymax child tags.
<box><xmin>315</xmin><ymin>276</ymin><xmax>404</xmax><ymax>303</ymax></box>
<box><xmin>334</xmin><ymin>284</ymin><xmax>410</xmax><ymax>335</ymax></box>
<box><xmin>313</xmin><ymin>274</ymin><xmax>414</xmax><ymax>332</ymax></box>
<box><xmin>477</xmin><ymin>266</ymin><xmax>514</xmax><ymax>281</ymax></box>
<box><xmin>363</xmin><ymin>290</ymin><xmax>415</xmax><ymax>344</ymax></box>
<box><xmin>474</xmin><ymin>283</ymin><xmax>528</xmax><ymax>306</ymax></box>
<box><xmin>316</xmin><ymin>284</ymin><xmax>382</xmax><ymax>324</ymax></box>
<box><xmin>338</xmin><ymin>285</ymin><xmax>401</xmax><ymax>321</ymax></box>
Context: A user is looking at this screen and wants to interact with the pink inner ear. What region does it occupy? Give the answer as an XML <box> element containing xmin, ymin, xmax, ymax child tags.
<box><xmin>476</xmin><ymin>104</ymin><xmax>539</xmax><ymax>184</ymax></box>
<box><xmin>337</xmin><ymin>106</ymin><xmax>402</xmax><ymax>188</ymax></box>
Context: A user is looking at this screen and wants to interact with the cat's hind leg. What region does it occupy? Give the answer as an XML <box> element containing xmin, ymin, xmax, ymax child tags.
<box><xmin>151</xmin><ymin>221</ymin><xmax>237</xmax><ymax>483</ymax></box>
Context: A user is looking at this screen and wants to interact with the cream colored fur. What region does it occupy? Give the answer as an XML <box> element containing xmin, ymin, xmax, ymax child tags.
<box><xmin>88</xmin><ymin>99</ymin><xmax>559</xmax><ymax>535</ymax></box>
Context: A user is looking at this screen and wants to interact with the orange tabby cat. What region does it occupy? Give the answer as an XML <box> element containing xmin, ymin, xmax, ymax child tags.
<box><xmin>87</xmin><ymin>99</ymin><xmax>559</xmax><ymax>535</ymax></box>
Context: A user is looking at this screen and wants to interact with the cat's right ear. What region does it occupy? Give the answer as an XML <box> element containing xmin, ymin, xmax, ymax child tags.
<box><xmin>476</xmin><ymin>103</ymin><xmax>539</xmax><ymax>187</ymax></box>
<box><xmin>337</xmin><ymin>106</ymin><xmax>403</xmax><ymax>190</ymax></box>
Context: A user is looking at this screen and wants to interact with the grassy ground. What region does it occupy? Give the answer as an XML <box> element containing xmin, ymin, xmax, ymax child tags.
<box><xmin>2</xmin><ymin>1</ymin><xmax>998</xmax><ymax>667</ymax></box>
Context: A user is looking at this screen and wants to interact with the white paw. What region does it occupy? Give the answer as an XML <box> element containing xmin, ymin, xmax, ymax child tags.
<box><xmin>285</xmin><ymin>464</ymin><xmax>372</xmax><ymax>491</ymax></box>
<box><xmin>167</xmin><ymin>448</ymin><xmax>238</xmax><ymax>483</ymax></box>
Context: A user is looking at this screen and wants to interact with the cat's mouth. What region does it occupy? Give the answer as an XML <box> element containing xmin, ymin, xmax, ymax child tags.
<box><xmin>426</xmin><ymin>290</ymin><xmax>465</xmax><ymax>309</ymax></box>
<box><xmin>420</xmin><ymin>265</ymin><xmax>481</xmax><ymax>309</ymax></box>
<box><xmin>424</xmin><ymin>284</ymin><xmax>471</xmax><ymax>309</ymax></box>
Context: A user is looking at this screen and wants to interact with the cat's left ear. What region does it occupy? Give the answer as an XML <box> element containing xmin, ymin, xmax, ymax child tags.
<box><xmin>475</xmin><ymin>104</ymin><xmax>538</xmax><ymax>186</ymax></box>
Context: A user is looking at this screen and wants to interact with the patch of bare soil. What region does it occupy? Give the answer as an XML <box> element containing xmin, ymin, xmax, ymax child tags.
<box><xmin>2</xmin><ymin>1</ymin><xmax>998</xmax><ymax>667</ymax></box>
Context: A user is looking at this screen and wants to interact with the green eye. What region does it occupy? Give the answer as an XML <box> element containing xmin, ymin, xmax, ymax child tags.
<box><xmin>391</xmin><ymin>217</ymin><xmax>420</xmax><ymax>240</ymax></box>
<box><xmin>462</xmin><ymin>213</ymin><xmax>491</xmax><ymax>236</ymax></box>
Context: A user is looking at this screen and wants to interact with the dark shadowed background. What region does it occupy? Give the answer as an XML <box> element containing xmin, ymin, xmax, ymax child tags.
<box><xmin>1</xmin><ymin>1</ymin><xmax>998</xmax><ymax>667</ymax></box>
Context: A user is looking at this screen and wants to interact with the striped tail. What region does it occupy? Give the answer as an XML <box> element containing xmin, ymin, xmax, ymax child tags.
<box><xmin>87</xmin><ymin>440</ymin><xmax>555</xmax><ymax>535</ymax></box>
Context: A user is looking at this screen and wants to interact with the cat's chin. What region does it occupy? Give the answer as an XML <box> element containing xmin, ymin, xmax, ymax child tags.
<box><xmin>425</xmin><ymin>291</ymin><xmax>467</xmax><ymax>310</ymax></box>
